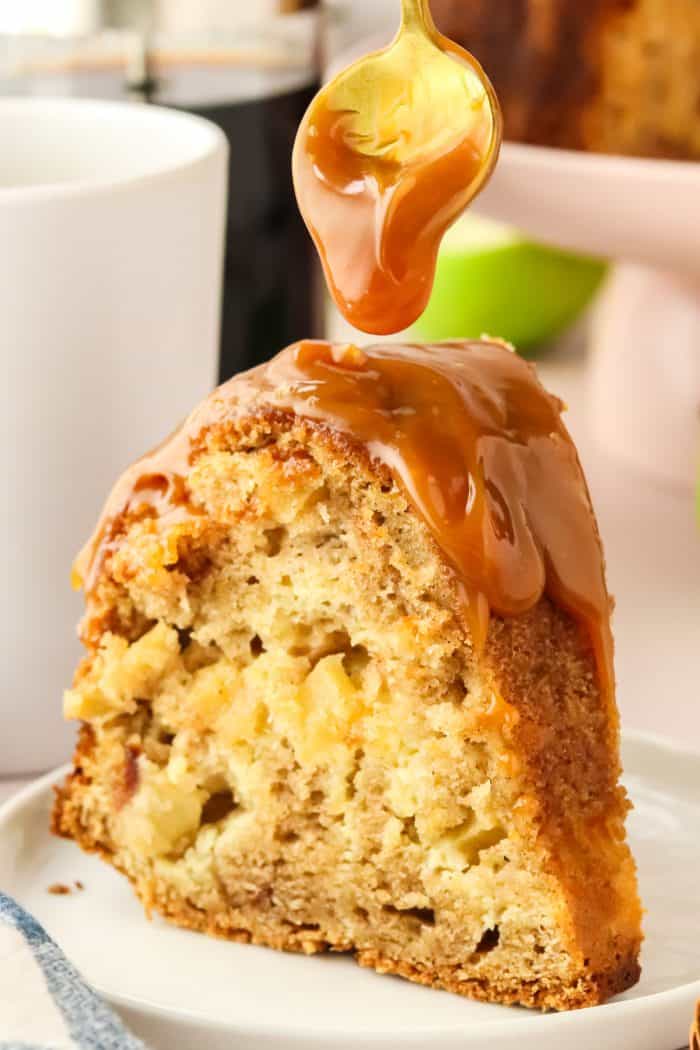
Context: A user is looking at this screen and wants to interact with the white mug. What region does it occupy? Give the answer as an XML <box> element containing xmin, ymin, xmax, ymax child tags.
<box><xmin>0</xmin><ymin>97</ymin><xmax>228</xmax><ymax>774</ymax></box>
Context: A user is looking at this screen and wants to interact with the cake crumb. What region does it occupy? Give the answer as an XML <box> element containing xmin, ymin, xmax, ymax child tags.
<box><xmin>74</xmin><ymin>881</ymin><xmax>84</xmax><ymax>891</ymax></box>
<box><xmin>48</xmin><ymin>883</ymin><xmax>71</xmax><ymax>895</ymax></box>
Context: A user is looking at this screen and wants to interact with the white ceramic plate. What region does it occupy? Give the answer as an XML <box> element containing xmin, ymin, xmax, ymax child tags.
<box><xmin>1</xmin><ymin>731</ymin><xmax>698</xmax><ymax>1050</ymax></box>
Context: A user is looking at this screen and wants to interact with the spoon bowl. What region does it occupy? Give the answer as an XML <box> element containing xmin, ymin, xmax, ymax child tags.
<box><xmin>293</xmin><ymin>0</ymin><xmax>501</xmax><ymax>334</ymax></box>
<box><xmin>324</xmin><ymin>1</ymin><xmax>499</xmax><ymax>171</ymax></box>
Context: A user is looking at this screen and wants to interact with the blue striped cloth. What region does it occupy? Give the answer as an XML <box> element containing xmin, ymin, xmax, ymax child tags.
<box><xmin>0</xmin><ymin>893</ymin><xmax>145</xmax><ymax>1050</ymax></box>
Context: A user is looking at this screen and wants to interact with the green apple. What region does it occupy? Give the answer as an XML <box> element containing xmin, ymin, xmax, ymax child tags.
<box><xmin>413</xmin><ymin>216</ymin><xmax>607</xmax><ymax>357</ymax></box>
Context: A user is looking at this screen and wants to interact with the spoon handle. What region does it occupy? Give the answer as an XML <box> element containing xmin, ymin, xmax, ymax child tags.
<box><xmin>400</xmin><ymin>0</ymin><xmax>436</xmax><ymax>32</ymax></box>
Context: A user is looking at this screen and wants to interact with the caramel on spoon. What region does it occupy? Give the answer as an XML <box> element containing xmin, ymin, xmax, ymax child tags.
<box><xmin>292</xmin><ymin>0</ymin><xmax>501</xmax><ymax>334</ymax></box>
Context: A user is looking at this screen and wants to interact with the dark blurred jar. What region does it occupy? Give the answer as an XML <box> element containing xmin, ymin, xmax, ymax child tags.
<box><xmin>0</xmin><ymin>1</ymin><xmax>322</xmax><ymax>380</ymax></box>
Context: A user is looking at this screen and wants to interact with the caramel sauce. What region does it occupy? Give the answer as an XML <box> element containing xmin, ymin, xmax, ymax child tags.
<box><xmin>292</xmin><ymin>5</ymin><xmax>500</xmax><ymax>334</ymax></box>
<box><xmin>75</xmin><ymin>340</ymin><xmax>613</xmax><ymax>704</ymax></box>
<box><xmin>293</xmin><ymin>97</ymin><xmax>495</xmax><ymax>334</ymax></box>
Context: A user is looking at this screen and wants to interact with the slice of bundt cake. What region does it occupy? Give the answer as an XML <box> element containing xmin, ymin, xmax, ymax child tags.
<box><xmin>53</xmin><ymin>339</ymin><xmax>642</xmax><ymax>1010</ymax></box>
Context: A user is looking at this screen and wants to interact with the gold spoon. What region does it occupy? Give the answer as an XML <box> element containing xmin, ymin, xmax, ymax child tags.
<box><xmin>293</xmin><ymin>0</ymin><xmax>502</xmax><ymax>335</ymax></box>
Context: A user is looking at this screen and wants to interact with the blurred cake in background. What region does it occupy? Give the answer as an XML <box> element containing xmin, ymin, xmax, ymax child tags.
<box><xmin>430</xmin><ymin>0</ymin><xmax>700</xmax><ymax>159</ymax></box>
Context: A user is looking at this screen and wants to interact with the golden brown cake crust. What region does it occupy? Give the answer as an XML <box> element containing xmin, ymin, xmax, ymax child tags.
<box><xmin>53</xmin><ymin>361</ymin><xmax>642</xmax><ymax>1012</ymax></box>
<box><xmin>430</xmin><ymin>0</ymin><xmax>700</xmax><ymax>159</ymax></box>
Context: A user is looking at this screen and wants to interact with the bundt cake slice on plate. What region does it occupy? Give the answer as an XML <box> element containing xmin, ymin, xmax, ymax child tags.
<box><xmin>53</xmin><ymin>339</ymin><xmax>642</xmax><ymax>1010</ymax></box>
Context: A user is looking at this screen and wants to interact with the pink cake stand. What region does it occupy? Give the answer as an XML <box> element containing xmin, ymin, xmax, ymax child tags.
<box><xmin>476</xmin><ymin>144</ymin><xmax>700</xmax><ymax>490</ymax></box>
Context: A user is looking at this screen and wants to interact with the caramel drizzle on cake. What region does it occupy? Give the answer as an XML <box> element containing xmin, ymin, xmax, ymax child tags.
<box><xmin>74</xmin><ymin>339</ymin><xmax>613</xmax><ymax>700</ymax></box>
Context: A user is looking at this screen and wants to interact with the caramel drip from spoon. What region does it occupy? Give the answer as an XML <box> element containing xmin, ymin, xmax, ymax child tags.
<box><xmin>292</xmin><ymin>0</ymin><xmax>501</xmax><ymax>334</ymax></box>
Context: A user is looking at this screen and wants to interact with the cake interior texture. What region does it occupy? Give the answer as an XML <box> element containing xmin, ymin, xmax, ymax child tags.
<box><xmin>54</xmin><ymin>398</ymin><xmax>641</xmax><ymax>1010</ymax></box>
